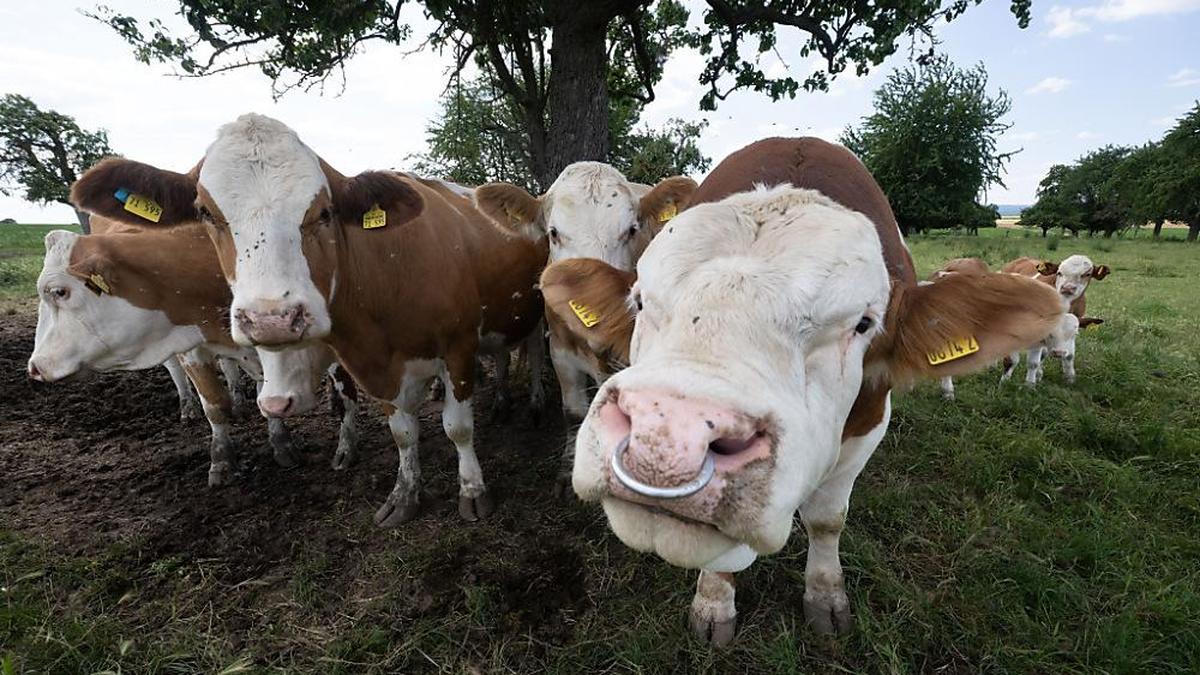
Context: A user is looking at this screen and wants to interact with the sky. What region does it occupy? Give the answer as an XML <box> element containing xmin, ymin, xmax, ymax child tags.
<box><xmin>1</xmin><ymin>0</ymin><xmax>1197</xmax><ymax>223</ymax></box>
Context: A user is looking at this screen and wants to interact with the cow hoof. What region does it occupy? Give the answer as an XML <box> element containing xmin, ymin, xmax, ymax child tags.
<box><xmin>208</xmin><ymin>462</ymin><xmax>235</xmax><ymax>488</ymax></box>
<box><xmin>374</xmin><ymin>493</ymin><xmax>420</xmax><ymax>528</ymax></box>
<box><xmin>330</xmin><ymin>446</ymin><xmax>357</xmax><ymax>471</ymax></box>
<box><xmin>458</xmin><ymin>491</ymin><xmax>494</xmax><ymax>521</ymax></box>
<box><xmin>180</xmin><ymin>404</ymin><xmax>202</xmax><ymax>424</ymax></box>
<box><xmin>803</xmin><ymin>591</ymin><xmax>853</xmax><ymax>636</ymax></box>
<box><xmin>689</xmin><ymin>610</ymin><xmax>736</xmax><ymax>647</ymax></box>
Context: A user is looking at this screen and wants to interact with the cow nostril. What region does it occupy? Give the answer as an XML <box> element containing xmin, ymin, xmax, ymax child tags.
<box><xmin>709</xmin><ymin>430</ymin><xmax>765</xmax><ymax>456</ymax></box>
<box><xmin>289</xmin><ymin>305</ymin><xmax>307</xmax><ymax>333</ymax></box>
<box><xmin>28</xmin><ymin>362</ymin><xmax>42</xmax><ymax>381</ymax></box>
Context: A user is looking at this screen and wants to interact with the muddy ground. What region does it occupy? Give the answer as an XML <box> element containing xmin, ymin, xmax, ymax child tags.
<box><xmin>0</xmin><ymin>308</ymin><xmax>656</xmax><ymax>669</ymax></box>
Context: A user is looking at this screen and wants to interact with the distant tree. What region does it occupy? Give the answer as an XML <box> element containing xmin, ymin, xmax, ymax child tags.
<box><xmin>841</xmin><ymin>55</ymin><xmax>1013</xmax><ymax>235</ymax></box>
<box><xmin>412</xmin><ymin>73</ymin><xmax>709</xmax><ymax>189</ymax></box>
<box><xmin>0</xmin><ymin>95</ymin><xmax>114</xmax><ymax>232</ymax></box>
<box><xmin>1019</xmin><ymin>164</ymin><xmax>1078</xmax><ymax>237</ymax></box>
<box><xmin>1022</xmin><ymin>147</ymin><xmax>1136</xmax><ymax>239</ymax></box>
<box><xmin>1116</xmin><ymin>142</ymin><xmax>1171</xmax><ymax>238</ymax></box>
<box><xmin>92</xmin><ymin>0</ymin><xmax>1031</xmax><ymax>189</ymax></box>
<box><xmin>1156</xmin><ymin>102</ymin><xmax>1200</xmax><ymax>242</ymax></box>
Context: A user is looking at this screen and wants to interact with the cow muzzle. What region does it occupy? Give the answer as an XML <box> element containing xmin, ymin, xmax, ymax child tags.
<box><xmin>235</xmin><ymin>304</ymin><xmax>314</xmax><ymax>345</ymax></box>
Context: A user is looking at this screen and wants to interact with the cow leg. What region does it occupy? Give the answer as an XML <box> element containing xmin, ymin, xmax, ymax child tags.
<box><xmin>218</xmin><ymin>357</ymin><xmax>251</xmax><ymax>420</ymax></box>
<box><xmin>689</xmin><ymin>571</ymin><xmax>737</xmax><ymax>647</ymax></box>
<box><xmin>441</xmin><ymin>356</ymin><xmax>493</xmax><ymax>522</ymax></box>
<box><xmin>525</xmin><ymin>320</ymin><xmax>547</xmax><ymax>426</ymax></box>
<box><xmin>551</xmin><ymin>339</ymin><xmax>590</xmax><ymax>497</ymax></box>
<box><xmin>940</xmin><ymin>376</ymin><xmax>955</xmax><ymax>400</ymax></box>
<box><xmin>999</xmin><ymin>351</ymin><xmax>1020</xmax><ymax>383</ymax></box>
<box><xmin>329</xmin><ymin>364</ymin><xmax>360</xmax><ymax>470</ymax></box>
<box><xmin>251</xmin><ymin>378</ymin><xmax>300</xmax><ymax>467</ymax></box>
<box><xmin>1025</xmin><ymin>347</ymin><xmax>1044</xmax><ymax>387</ymax></box>
<box><xmin>489</xmin><ymin>349</ymin><xmax>513</xmax><ymax>423</ymax></box>
<box><xmin>1062</xmin><ymin>352</ymin><xmax>1077</xmax><ymax>384</ymax></box>
<box><xmin>375</xmin><ymin>373</ymin><xmax>432</xmax><ymax>527</ymax></box>
<box><xmin>800</xmin><ymin>394</ymin><xmax>890</xmax><ymax>636</ymax></box>
<box><xmin>180</xmin><ymin>353</ymin><xmax>236</xmax><ymax>487</ymax></box>
<box><xmin>164</xmin><ymin>355</ymin><xmax>201</xmax><ymax>423</ymax></box>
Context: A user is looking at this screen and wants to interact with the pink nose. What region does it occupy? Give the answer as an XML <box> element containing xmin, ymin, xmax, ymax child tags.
<box><xmin>1060</xmin><ymin>284</ymin><xmax>1078</xmax><ymax>296</ymax></box>
<box><xmin>599</xmin><ymin>388</ymin><xmax>764</xmax><ymax>491</ymax></box>
<box><xmin>236</xmin><ymin>305</ymin><xmax>311</xmax><ymax>345</ymax></box>
<box><xmin>259</xmin><ymin>395</ymin><xmax>294</xmax><ymax>417</ymax></box>
<box><xmin>27</xmin><ymin>360</ymin><xmax>43</xmax><ymax>381</ymax></box>
<box><xmin>1050</xmin><ymin>348</ymin><xmax>1069</xmax><ymax>358</ymax></box>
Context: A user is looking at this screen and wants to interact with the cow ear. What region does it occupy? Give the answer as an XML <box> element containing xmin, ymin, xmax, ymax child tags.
<box><xmin>475</xmin><ymin>183</ymin><xmax>541</xmax><ymax>236</ymax></box>
<box><xmin>337</xmin><ymin>171</ymin><xmax>423</xmax><ymax>228</ymax></box>
<box><xmin>71</xmin><ymin>157</ymin><xmax>199</xmax><ymax>227</ymax></box>
<box><xmin>540</xmin><ymin>258</ymin><xmax>637</xmax><ymax>366</ymax></box>
<box><xmin>638</xmin><ymin>176</ymin><xmax>698</xmax><ymax>230</ymax></box>
<box><xmin>1079</xmin><ymin>317</ymin><xmax>1105</xmax><ymax>329</ymax></box>
<box><xmin>44</xmin><ymin>229</ymin><xmax>77</xmax><ymax>253</ymax></box>
<box><xmin>65</xmin><ymin>252</ymin><xmax>117</xmax><ymax>296</ymax></box>
<box><xmin>1035</xmin><ymin>260</ymin><xmax>1059</xmax><ymax>275</ymax></box>
<box><xmin>878</xmin><ymin>273</ymin><xmax>1065</xmax><ymax>382</ymax></box>
<box><xmin>1092</xmin><ymin>264</ymin><xmax>1110</xmax><ymax>280</ymax></box>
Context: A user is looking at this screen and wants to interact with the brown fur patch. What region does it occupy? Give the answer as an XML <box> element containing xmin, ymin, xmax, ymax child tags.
<box><xmin>540</xmin><ymin>259</ymin><xmax>636</xmax><ymax>367</ymax></box>
<box><xmin>181</xmin><ymin>360</ymin><xmax>232</xmax><ymax>424</ymax></box>
<box><xmin>637</xmin><ymin>176</ymin><xmax>699</xmax><ymax>232</ymax></box>
<box><xmin>872</xmin><ymin>272</ymin><xmax>1065</xmax><ymax>382</ymax></box>
<box><xmin>931</xmin><ymin>257</ymin><xmax>990</xmax><ymax>280</ymax></box>
<box><xmin>335</xmin><ymin>171</ymin><xmax>424</xmax><ymax>227</ymax></box>
<box><xmin>475</xmin><ymin>183</ymin><xmax>541</xmax><ymax>231</ymax></box>
<box><xmin>71</xmin><ymin>158</ymin><xmax>200</xmax><ymax>227</ymax></box>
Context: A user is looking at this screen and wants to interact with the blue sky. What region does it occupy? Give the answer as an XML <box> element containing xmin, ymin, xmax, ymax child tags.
<box><xmin>1</xmin><ymin>0</ymin><xmax>1197</xmax><ymax>222</ymax></box>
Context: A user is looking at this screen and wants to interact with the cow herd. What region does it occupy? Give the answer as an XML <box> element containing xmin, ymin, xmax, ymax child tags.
<box><xmin>24</xmin><ymin>115</ymin><xmax>1106</xmax><ymax>646</ymax></box>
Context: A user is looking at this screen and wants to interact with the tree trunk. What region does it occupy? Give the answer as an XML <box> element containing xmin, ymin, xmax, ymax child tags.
<box><xmin>1153</xmin><ymin>218</ymin><xmax>1164</xmax><ymax>239</ymax></box>
<box><xmin>1188</xmin><ymin>219</ymin><xmax>1199</xmax><ymax>243</ymax></box>
<box><xmin>74</xmin><ymin>209</ymin><xmax>91</xmax><ymax>234</ymax></box>
<box><xmin>542</xmin><ymin>13</ymin><xmax>611</xmax><ymax>188</ymax></box>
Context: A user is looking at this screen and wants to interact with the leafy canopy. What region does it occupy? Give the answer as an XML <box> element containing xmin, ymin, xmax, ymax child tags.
<box><xmin>0</xmin><ymin>94</ymin><xmax>114</xmax><ymax>207</ymax></box>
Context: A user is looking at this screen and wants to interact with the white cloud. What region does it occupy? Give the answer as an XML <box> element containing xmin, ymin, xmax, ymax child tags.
<box><xmin>1076</xmin><ymin>131</ymin><xmax>1100</xmax><ymax>140</ymax></box>
<box><xmin>1167</xmin><ymin>68</ymin><xmax>1200</xmax><ymax>87</ymax></box>
<box><xmin>1102</xmin><ymin>33</ymin><xmax>1131</xmax><ymax>42</ymax></box>
<box><xmin>1047</xmin><ymin>0</ymin><xmax>1200</xmax><ymax>38</ymax></box>
<box><xmin>1026</xmin><ymin>77</ymin><xmax>1072</xmax><ymax>94</ymax></box>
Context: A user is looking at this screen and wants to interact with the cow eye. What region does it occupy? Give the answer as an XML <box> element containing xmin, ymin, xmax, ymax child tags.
<box><xmin>49</xmin><ymin>286</ymin><xmax>69</xmax><ymax>301</ymax></box>
<box><xmin>627</xmin><ymin>224</ymin><xmax>639</xmax><ymax>239</ymax></box>
<box><xmin>548</xmin><ymin>226</ymin><xmax>560</xmax><ymax>243</ymax></box>
<box><xmin>319</xmin><ymin>207</ymin><xmax>333</xmax><ymax>223</ymax></box>
<box><xmin>854</xmin><ymin>316</ymin><xmax>874</xmax><ymax>334</ymax></box>
<box><xmin>198</xmin><ymin>205</ymin><xmax>213</xmax><ymax>223</ymax></box>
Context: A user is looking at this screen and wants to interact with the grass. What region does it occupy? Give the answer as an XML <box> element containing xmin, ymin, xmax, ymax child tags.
<box><xmin>0</xmin><ymin>224</ymin><xmax>79</xmax><ymax>305</ymax></box>
<box><xmin>3</xmin><ymin>228</ymin><xmax>1199</xmax><ymax>673</ymax></box>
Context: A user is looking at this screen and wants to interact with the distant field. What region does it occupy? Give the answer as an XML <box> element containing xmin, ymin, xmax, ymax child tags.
<box><xmin>1</xmin><ymin>229</ymin><xmax>1198</xmax><ymax>673</ymax></box>
<box><xmin>0</xmin><ymin>224</ymin><xmax>79</xmax><ymax>303</ymax></box>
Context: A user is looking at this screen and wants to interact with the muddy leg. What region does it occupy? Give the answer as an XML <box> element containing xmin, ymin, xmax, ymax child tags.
<box><xmin>180</xmin><ymin>353</ymin><xmax>236</xmax><ymax>487</ymax></box>
<box><xmin>374</xmin><ymin>375</ymin><xmax>430</xmax><ymax>528</ymax></box>
<box><xmin>164</xmin><ymin>356</ymin><xmax>201</xmax><ymax>423</ymax></box>
<box><xmin>328</xmin><ymin>365</ymin><xmax>360</xmax><ymax>470</ymax></box>
<box><xmin>526</xmin><ymin>320</ymin><xmax>547</xmax><ymax>426</ymax></box>
<box><xmin>489</xmin><ymin>349</ymin><xmax>512</xmax><ymax>423</ymax></box>
<box><xmin>690</xmin><ymin>571</ymin><xmax>737</xmax><ymax>647</ymax></box>
<box><xmin>442</xmin><ymin>351</ymin><xmax>492</xmax><ymax>521</ymax></box>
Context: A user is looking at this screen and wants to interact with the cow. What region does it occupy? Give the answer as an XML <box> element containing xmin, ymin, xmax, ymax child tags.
<box><xmin>87</xmin><ymin>214</ymin><xmax>252</xmax><ymax>422</ymax></box>
<box><xmin>1001</xmin><ymin>314</ymin><xmax>1104</xmax><ymax>386</ymax></box>
<box><xmin>475</xmin><ymin>163</ymin><xmax>696</xmax><ymax>490</ymax></box>
<box><xmin>26</xmin><ymin>223</ymin><xmax>360</xmax><ymax>485</ymax></box>
<box><xmin>537</xmin><ymin>138</ymin><xmax>1064</xmax><ymax>644</ymax></box>
<box><xmin>1002</xmin><ymin>254</ymin><xmax>1110</xmax><ymax>318</ymax></box>
<box><xmin>927</xmin><ymin>256</ymin><xmax>990</xmax><ymax>281</ymax></box>
<box><xmin>69</xmin><ymin>113</ymin><xmax>547</xmax><ymax>525</ymax></box>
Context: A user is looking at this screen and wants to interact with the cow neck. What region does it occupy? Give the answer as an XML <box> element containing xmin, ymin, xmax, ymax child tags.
<box><xmin>73</xmin><ymin>225</ymin><xmax>234</xmax><ymax>346</ymax></box>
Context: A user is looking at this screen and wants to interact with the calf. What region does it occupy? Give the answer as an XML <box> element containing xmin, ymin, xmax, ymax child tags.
<box><xmin>475</xmin><ymin>163</ymin><xmax>696</xmax><ymax>489</ymax></box>
<box><xmin>27</xmin><ymin>224</ymin><xmax>359</xmax><ymax>485</ymax></box>
<box><xmin>70</xmin><ymin>114</ymin><xmax>546</xmax><ymax>525</ymax></box>
<box><xmin>1002</xmin><ymin>254</ymin><xmax>1110</xmax><ymax>318</ymax></box>
<box><xmin>1001</xmin><ymin>314</ymin><xmax>1104</xmax><ymax>386</ymax></box>
<box><xmin>539</xmin><ymin>138</ymin><xmax>1063</xmax><ymax>643</ymax></box>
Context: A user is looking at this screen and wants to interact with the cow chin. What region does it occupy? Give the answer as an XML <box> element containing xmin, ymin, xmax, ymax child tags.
<box><xmin>600</xmin><ymin>497</ymin><xmax>762</xmax><ymax>571</ymax></box>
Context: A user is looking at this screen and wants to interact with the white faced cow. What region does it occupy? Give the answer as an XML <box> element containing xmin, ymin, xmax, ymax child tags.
<box><xmin>538</xmin><ymin>138</ymin><xmax>1064</xmax><ymax>643</ymax></box>
<box><xmin>70</xmin><ymin>113</ymin><xmax>547</xmax><ymax>525</ymax></box>
<box><xmin>27</xmin><ymin>224</ymin><xmax>360</xmax><ymax>485</ymax></box>
<box><xmin>475</xmin><ymin>162</ymin><xmax>696</xmax><ymax>491</ymax></box>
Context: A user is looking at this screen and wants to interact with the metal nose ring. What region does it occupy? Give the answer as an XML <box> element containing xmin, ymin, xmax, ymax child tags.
<box><xmin>610</xmin><ymin>435</ymin><xmax>716</xmax><ymax>499</ymax></box>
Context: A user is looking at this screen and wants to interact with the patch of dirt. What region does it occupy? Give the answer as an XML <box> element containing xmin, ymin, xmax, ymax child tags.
<box><xmin>0</xmin><ymin>309</ymin><xmax>605</xmax><ymax>655</ymax></box>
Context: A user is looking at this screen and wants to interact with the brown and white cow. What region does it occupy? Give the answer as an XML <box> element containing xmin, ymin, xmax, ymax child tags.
<box><xmin>1002</xmin><ymin>254</ymin><xmax>1110</xmax><ymax>318</ymax></box>
<box><xmin>70</xmin><ymin>113</ymin><xmax>546</xmax><ymax>525</ymax></box>
<box><xmin>539</xmin><ymin>138</ymin><xmax>1063</xmax><ymax>643</ymax></box>
<box><xmin>26</xmin><ymin>223</ymin><xmax>360</xmax><ymax>485</ymax></box>
<box><xmin>475</xmin><ymin>162</ymin><xmax>696</xmax><ymax>489</ymax></box>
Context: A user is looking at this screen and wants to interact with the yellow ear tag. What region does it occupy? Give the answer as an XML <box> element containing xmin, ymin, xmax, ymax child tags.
<box><xmin>1036</xmin><ymin>262</ymin><xmax>1051</xmax><ymax>274</ymax></box>
<box><xmin>362</xmin><ymin>205</ymin><xmax>387</xmax><ymax>229</ymax></box>
<box><xmin>657</xmin><ymin>203</ymin><xmax>677</xmax><ymax>223</ymax></box>
<box><xmin>926</xmin><ymin>335</ymin><xmax>980</xmax><ymax>366</ymax></box>
<box><xmin>123</xmin><ymin>193</ymin><xmax>163</xmax><ymax>223</ymax></box>
<box><xmin>568</xmin><ymin>299</ymin><xmax>601</xmax><ymax>328</ymax></box>
<box><xmin>87</xmin><ymin>273</ymin><xmax>111</xmax><ymax>294</ymax></box>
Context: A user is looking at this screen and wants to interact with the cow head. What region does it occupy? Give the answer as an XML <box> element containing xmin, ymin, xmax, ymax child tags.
<box><xmin>70</xmin><ymin>114</ymin><xmax>424</xmax><ymax>347</ymax></box>
<box><xmin>255</xmin><ymin>343</ymin><xmax>338</xmax><ymax>417</ymax></box>
<box><xmin>1038</xmin><ymin>254</ymin><xmax>1110</xmax><ymax>303</ymax></box>
<box><xmin>541</xmin><ymin>186</ymin><xmax>1064</xmax><ymax>570</ymax></box>
<box><xmin>28</xmin><ymin>230</ymin><xmax>204</xmax><ymax>381</ymax></box>
<box><xmin>475</xmin><ymin>163</ymin><xmax>696</xmax><ymax>271</ymax></box>
<box><xmin>1045</xmin><ymin>313</ymin><xmax>1081</xmax><ymax>359</ymax></box>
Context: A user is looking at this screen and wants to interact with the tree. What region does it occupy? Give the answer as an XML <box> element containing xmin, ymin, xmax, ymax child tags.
<box><xmin>90</xmin><ymin>1</ymin><xmax>1031</xmax><ymax>189</ymax></box>
<box><xmin>1021</xmin><ymin>146</ymin><xmax>1137</xmax><ymax>239</ymax></box>
<box><xmin>841</xmin><ymin>55</ymin><xmax>1013</xmax><ymax>235</ymax></box>
<box><xmin>1115</xmin><ymin>142</ymin><xmax>1170</xmax><ymax>238</ymax></box>
<box><xmin>1019</xmin><ymin>164</ymin><xmax>1078</xmax><ymax>237</ymax></box>
<box><xmin>1157</xmin><ymin>102</ymin><xmax>1200</xmax><ymax>242</ymax></box>
<box><xmin>0</xmin><ymin>95</ymin><xmax>114</xmax><ymax>232</ymax></box>
<box><xmin>411</xmin><ymin>72</ymin><xmax>710</xmax><ymax>188</ymax></box>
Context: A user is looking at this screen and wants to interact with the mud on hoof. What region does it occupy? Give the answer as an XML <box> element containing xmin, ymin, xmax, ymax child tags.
<box><xmin>689</xmin><ymin>609</ymin><xmax>737</xmax><ymax>647</ymax></box>
<box><xmin>179</xmin><ymin>401</ymin><xmax>203</xmax><ymax>424</ymax></box>
<box><xmin>208</xmin><ymin>461</ymin><xmax>235</xmax><ymax>487</ymax></box>
<box><xmin>330</xmin><ymin>443</ymin><xmax>357</xmax><ymax>471</ymax></box>
<box><xmin>803</xmin><ymin>590</ymin><xmax>853</xmax><ymax>636</ymax></box>
<box><xmin>374</xmin><ymin>490</ymin><xmax>420</xmax><ymax>528</ymax></box>
<box><xmin>458</xmin><ymin>490</ymin><xmax>495</xmax><ymax>521</ymax></box>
